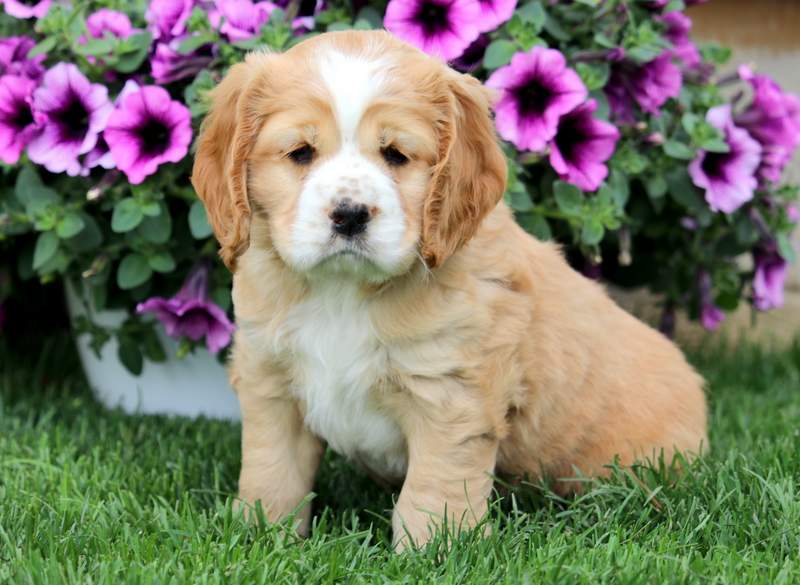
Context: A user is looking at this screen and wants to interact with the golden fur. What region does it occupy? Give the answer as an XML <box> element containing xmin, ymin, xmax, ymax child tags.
<box><xmin>192</xmin><ymin>31</ymin><xmax>708</xmax><ymax>551</ymax></box>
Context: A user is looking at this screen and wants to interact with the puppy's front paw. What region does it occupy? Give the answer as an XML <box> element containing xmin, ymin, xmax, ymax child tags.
<box><xmin>391</xmin><ymin>498</ymin><xmax>491</xmax><ymax>553</ymax></box>
<box><xmin>234</xmin><ymin>493</ymin><xmax>313</xmax><ymax>536</ymax></box>
<box><xmin>392</xmin><ymin>505</ymin><xmax>434</xmax><ymax>552</ymax></box>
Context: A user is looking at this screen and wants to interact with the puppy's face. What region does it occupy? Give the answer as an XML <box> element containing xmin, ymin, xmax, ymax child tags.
<box><xmin>192</xmin><ymin>31</ymin><xmax>506</xmax><ymax>281</ymax></box>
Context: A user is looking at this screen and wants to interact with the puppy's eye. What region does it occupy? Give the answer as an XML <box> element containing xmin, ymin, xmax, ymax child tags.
<box><xmin>288</xmin><ymin>144</ymin><xmax>314</xmax><ymax>165</ymax></box>
<box><xmin>381</xmin><ymin>145</ymin><xmax>408</xmax><ymax>167</ymax></box>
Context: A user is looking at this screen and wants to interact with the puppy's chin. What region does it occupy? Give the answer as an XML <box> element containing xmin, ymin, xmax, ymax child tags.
<box><xmin>275</xmin><ymin>239</ymin><xmax>418</xmax><ymax>285</ymax></box>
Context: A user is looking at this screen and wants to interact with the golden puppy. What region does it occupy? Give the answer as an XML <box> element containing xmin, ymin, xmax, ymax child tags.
<box><xmin>192</xmin><ymin>30</ymin><xmax>707</xmax><ymax>550</ymax></box>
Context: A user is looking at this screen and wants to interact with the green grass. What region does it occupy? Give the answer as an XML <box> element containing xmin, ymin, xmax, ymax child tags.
<box><xmin>1</xmin><ymin>336</ymin><xmax>799</xmax><ymax>584</ymax></box>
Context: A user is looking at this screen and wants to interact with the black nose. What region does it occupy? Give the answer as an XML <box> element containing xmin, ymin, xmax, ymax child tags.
<box><xmin>330</xmin><ymin>200</ymin><xmax>370</xmax><ymax>238</ymax></box>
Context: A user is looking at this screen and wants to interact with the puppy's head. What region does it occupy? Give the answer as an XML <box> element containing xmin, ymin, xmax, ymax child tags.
<box><xmin>192</xmin><ymin>31</ymin><xmax>506</xmax><ymax>280</ymax></box>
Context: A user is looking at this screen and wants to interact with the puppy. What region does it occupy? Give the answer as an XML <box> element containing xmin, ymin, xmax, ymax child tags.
<box><xmin>192</xmin><ymin>30</ymin><xmax>707</xmax><ymax>550</ymax></box>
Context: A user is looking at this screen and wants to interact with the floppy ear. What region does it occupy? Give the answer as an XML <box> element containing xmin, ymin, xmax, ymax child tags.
<box><xmin>191</xmin><ymin>54</ymin><xmax>271</xmax><ymax>271</ymax></box>
<box><xmin>420</xmin><ymin>71</ymin><xmax>507</xmax><ymax>269</ymax></box>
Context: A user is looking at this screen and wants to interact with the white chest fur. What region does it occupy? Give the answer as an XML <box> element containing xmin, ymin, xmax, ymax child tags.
<box><xmin>279</xmin><ymin>283</ymin><xmax>407</xmax><ymax>479</ymax></box>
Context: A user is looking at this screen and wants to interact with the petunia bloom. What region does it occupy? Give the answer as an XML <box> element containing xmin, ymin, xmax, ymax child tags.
<box><xmin>210</xmin><ymin>0</ymin><xmax>277</xmax><ymax>42</ymax></box>
<box><xmin>548</xmin><ymin>99</ymin><xmax>620</xmax><ymax>192</ymax></box>
<box><xmin>487</xmin><ymin>47</ymin><xmax>588</xmax><ymax>152</ymax></box>
<box><xmin>137</xmin><ymin>264</ymin><xmax>235</xmax><ymax>353</ymax></box>
<box><xmin>752</xmin><ymin>249</ymin><xmax>787</xmax><ymax>311</ymax></box>
<box><xmin>0</xmin><ymin>36</ymin><xmax>45</xmax><ymax>80</ymax></box>
<box><xmin>658</xmin><ymin>11</ymin><xmax>701</xmax><ymax>69</ymax></box>
<box><xmin>86</xmin><ymin>9</ymin><xmax>135</xmax><ymax>39</ymax></box>
<box><xmin>146</xmin><ymin>0</ymin><xmax>196</xmax><ymax>40</ymax></box>
<box><xmin>27</xmin><ymin>63</ymin><xmax>112</xmax><ymax>176</ymax></box>
<box><xmin>384</xmin><ymin>0</ymin><xmax>481</xmax><ymax>61</ymax></box>
<box><xmin>150</xmin><ymin>39</ymin><xmax>215</xmax><ymax>85</ymax></box>
<box><xmin>2</xmin><ymin>0</ymin><xmax>51</xmax><ymax>19</ymax></box>
<box><xmin>688</xmin><ymin>105</ymin><xmax>761</xmax><ymax>214</ymax></box>
<box><xmin>0</xmin><ymin>75</ymin><xmax>39</xmax><ymax>164</ymax></box>
<box><xmin>735</xmin><ymin>68</ymin><xmax>800</xmax><ymax>183</ymax></box>
<box><xmin>475</xmin><ymin>0</ymin><xmax>516</xmax><ymax>33</ymax></box>
<box><xmin>451</xmin><ymin>34</ymin><xmax>489</xmax><ymax>73</ymax></box>
<box><xmin>607</xmin><ymin>54</ymin><xmax>682</xmax><ymax>122</ymax></box>
<box><xmin>104</xmin><ymin>85</ymin><xmax>192</xmax><ymax>184</ymax></box>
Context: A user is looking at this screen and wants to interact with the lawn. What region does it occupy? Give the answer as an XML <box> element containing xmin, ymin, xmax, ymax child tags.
<box><xmin>1</xmin><ymin>334</ymin><xmax>799</xmax><ymax>584</ymax></box>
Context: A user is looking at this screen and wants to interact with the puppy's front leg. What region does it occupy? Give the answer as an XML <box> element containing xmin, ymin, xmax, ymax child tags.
<box><xmin>392</xmin><ymin>395</ymin><xmax>499</xmax><ymax>551</ymax></box>
<box><xmin>236</xmin><ymin>382</ymin><xmax>323</xmax><ymax>535</ymax></box>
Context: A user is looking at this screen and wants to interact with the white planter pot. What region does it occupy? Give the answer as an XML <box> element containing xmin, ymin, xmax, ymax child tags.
<box><xmin>65</xmin><ymin>282</ymin><xmax>241</xmax><ymax>420</ymax></box>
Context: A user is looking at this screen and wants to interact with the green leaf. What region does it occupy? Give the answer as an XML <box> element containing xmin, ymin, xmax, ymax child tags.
<box><xmin>189</xmin><ymin>201</ymin><xmax>214</xmax><ymax>239</ymax></box>
<box><xmin>56</xmin><ymin>212</ymin><xmax>85</xmax><ymax>239</ymax></box>
<box><xmin>645</xmin><ymin>175</ymin><xmax>668</xmax><ymax>200</ymax></box>
<box><xmin>74</xmin><ymin>37</ymin><xmax>115</xmax><ymax>56</ymax></box>
<box><xmin>516</xmin><ymin>211</ymin><xmax>551</xmax><ymax>241</ymax></box>
<box><xmin>65</xmin><ymin>213</ymin><xmax>103</xmax><ymax>252</ymax></box>
<box><xmin>508</xmin><ymin>189</ymin><xmax>534</xmax><ymax>212</ymax></box>
<box><xmin>681</xmin><ymin>113</ymin><xmax>699</xmax><ymax>135</ymax></box>
<box><xmin>141</xmin><ymin>201</ymin><xmax>161</xmax><ymax>217</ymax></box>
<box><xmin>517</xmin><ymin>1</ymin><xmax>546</xmax><ymax>31</ymax></box>
<box><xmin>117</xmin><ymin>253</ymin><xmax>153</xmax><ymax>290</ymax></box>
<box><xmin>33</xmin><ymin>231</ymin><xmax>58</xmax><ymax>270</ymax></box>
<box><xmin>700</xmin><ymin>43</ymin><xmax>732</xmax><ymax>66</ymax></box>
<box><xmin>777</xmin><ymin>233</ymin><xmax>796</xmax><ymax>264</ymax></box>
<box><xmin>176</xmin><ymin>32</ymin><xmax>214</xmax><ymax>55</ymax></box>
<box><xmin>663</xmin><ymin>140</ymin><xmax>695</xmax><ymax>160</ymax></box>
<box><xmin>137</xmin><ymin>206</ymin><xmax>172</xmax><ymax>244</ymax></box>
<box><xmin>148</xmin><ymin>251</ymin><xmax>176</xmax><ymax>273</ymax></box>
<box><xmin>607</xmin><ymin>170</ymin><xmax>630</xmax><ymax>209</ymax></box>
<box><xmin>483</xmin><ymin>40</ymin><xmax>517</xmax><ymax>70</ymax></box>
<box><xmin>27</xmin><ymin>36</ymin><xmax>57</xmax><ymax>58</ymax></box>
<box><xmin>667</xmin><ymin>169</ymin><xmax>710</xmax><ymax>224</ymax></box>
<box><xmin>553</xmin><ymin>181</ymin><xmax>583</xmax><ymax>215</ymax></box>
<box><xmin>581</xmin><ymin>220</ymin><xmax>605</xmax><ymax>246</ymax></box>
<box><xmin>543</xmin><ymin>13</ymin><xmax>570</xmax><ymax>41</ymax></box>
<box><xmin>575</xmin><ymin>62</ymin><xmax>610</xmax><ymax>91</ymax></box>
<box><xmin>356</xmin><ymin>6</ymin><xmax>383</xmax><ymax>28</ymax></box>
<box><xmin>112</xmin><ymin>199</ymin><xmax>144</xmax><ymax>233</ymax></box>
<box><xmin>699</xmin><ymin>138</ymin><xmax>730</xmax><ymax>153</ymax></box>
<box><xmin>15</xmin><ymin>166</ymin><xmax>59</xmax><ymax>215</ymax></box>
<box><xmin>141</xmin><ymin>327</ymin><xmax>167</xmax><ymax>363</ymax></box>
<box><xmin>118</xmin><ymin>337</ymin><xmax>144</xmax><ymax>376</ymax></box>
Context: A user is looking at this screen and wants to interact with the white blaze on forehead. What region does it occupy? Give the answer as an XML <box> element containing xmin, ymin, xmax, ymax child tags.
<box><xmin>317</xmin><ymin>50</ymin><xmax>387</xmax><ymax>142</ymax></box>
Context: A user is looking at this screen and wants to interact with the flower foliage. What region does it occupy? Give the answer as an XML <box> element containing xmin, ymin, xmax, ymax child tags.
<box><xmin>0</xmin><ymin>0</ymin><xmax>798</xmax><ymax>373</ymax></box>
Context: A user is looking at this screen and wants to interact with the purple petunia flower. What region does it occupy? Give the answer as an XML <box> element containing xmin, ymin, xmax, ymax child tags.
<box><xmin>210</xmin><ymin>0</ymin><xmax>277</xmax><ymax>42</ymax></box>
<box><xmin>81</xmin><ymin>80</ymin><xmax>142</xmax><ymax>171</ymax></box>
<box><xmin>698</xmin><ymin>271</ymin><xmax>724</xmax><ymax>331</ymax></box>
<box><xmin>752</xmin><ymin>249</ymin><xmax>787</xmax><ymax>311</ymax></box>
<box><xmin>475</xmin><ymin>0</ymin><xmax>516</xmax><ymax>33</ymax></box>
<box><xmin>104</xmin><ymin>85</ymin><xmax>192</xmax><ymax>184</ymax></box>
<box><xmin>607</xmin><ymin>54</ymin><xmax>682</xmax><ymax>122</ymax></box>
<box><xmin>0</xmin><ymin>37</ymin><xmax>45</xmax><ymax>80</ymax></box>
<box><xmin>384</xmin><ymin>0</ymin><xmax>481</xmax><ymax>61</ymax></box>
<box><xmin>735</xmin><ymin>67</ymin><xmax>800</xmax><ymax>184</ymax></box>
<box><xmin>548</xmin><ymin>99</ymin><xmax>620</xmax><ymax>192</ymax></box>
<box><xmin>688</xmin><ymin>105</ymin><xmax>762</xmax><ymax>214</ymax></box>
<box><xmin>0</xmin><ymin>75</ymin><xmax>39</xmax><ymax>164</ymax></box>
<box><xmin>137</xmin><ymin>264</ymin><xmax>235</xmax><ymax>353</ymax></box>
<box><xmin>146</xmin><ymin>0</ymin><xmax>196</xmax><ymax>40</ymax></box>
<box><xmin>150</xmin><ymin>39</ymin><xmax>215</xmax><ymax>85</ymax></box>
<box><xmin>27</xmin><ymin>63</ymin><xmax>112</xmax><ymax>176</ymax></box>
<box><xmin>86</xmin><ymin>9</ymin><xmax>135</xmax><ymax>40</ymax></box>
<box><xmin>2</xmin><ymin>0</ymin><xmax>51</xmax><ymax>19</ymax></box>
<box><xmin>658</xmin><ymin>12</ymin><xmax>700</xmax><ymax>69</ymax></box>
<box><xmin>487</xmin><ymin>47</ymin><xmax>588</xmax><ymax>152</ymax></box>
<box><xmin>451</xmin><ymin>34</ymin><xmax>489</xmax><ymax>73</ymax></box>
